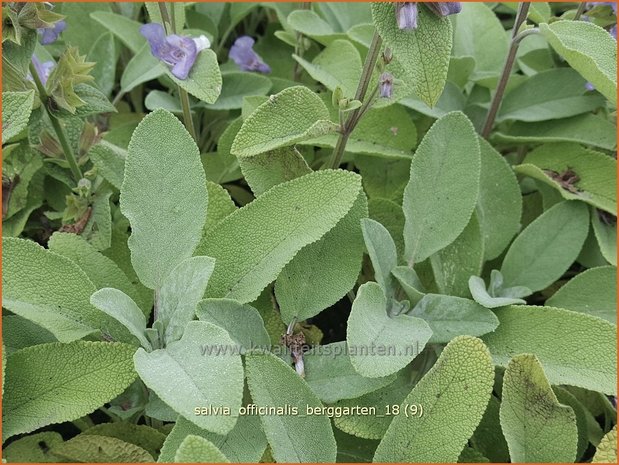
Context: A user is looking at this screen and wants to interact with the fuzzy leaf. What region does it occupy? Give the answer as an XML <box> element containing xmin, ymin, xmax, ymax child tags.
<box><xmin>483</xmin><ymin>305</ymin><xmax>617</xmax><ymax>395</ymax></box>
<box><xmin>500</xmin><ymin>354</ymin><xmax>578</xmax><ymax>462</ymax></box>
<box><xmin>347</xmin><ymin>282</ymin><xmax>432</xmax><ymax>377</ymax></box>
<box><xmin>540</xmin><ymin>20</ymin><xmax>617</xmax><ymax>104</ymax></box>
<box><xmin>134</xmin><ymin>321</ymin><xmax>244</xmax><ymax>435</ymax></box>
<box><xmin>2</xmin><ymin>237</ymin><xmax>134</xmax><ymax>343</ymax></box>
<box><xmin>175</xmin><ymin>435</ymin><xmax>229</xmax><ymax>463</ymax></box>
<box><xmin>2</xmin><ymin>341</ymin><xmax>137</xmax><ymax>441</ymax></box>
<box><xmin>373</xmin><ymin>336</ymin><xmax>494</xmax><ymax>462</ymax></box>
<box><xmin>232</xmin><ymin>86</ymin><xmax>337</xmax><ymax>157</ymax></box>
<box><xmin>202</xmin><ymin>170</ymin><xmax>362</xmax><ymax>303</ymax></box>
<box><xmin>3</xmin><ymin>432</ymin><xmax>63</xmax><ymax>462</ymax></box>
<box><xmin>403</xmin><ymin>112</ymin><xmax>480</xmax><ymax>264</ymax></box>
<box><xmin>2</xmin><ymin>90</ymin><xmax>34</xmax><ymax>143</ymax></box>
<box><xmin>372</xmin><ymin>2</ymin><xmax>452</xmax><ymax>107</ymax></box>
<box><xmin>304</xmin><ymin>341</ymin><xmax>396</xmax><ymax>404</ymax></box>
<box><xmin>82</xmin><ymin>423</ymin><xmax>166</xmax><ymax>459</ymax></box>
<box><xmin>593</xmin><ymin>426</ymin><xmax>617</xmax><ymax>463</ymax></box>
<box><xmin>90</xmin><ymin>11</ymin><xmax>145</xmax><ymax>53</ymax></box>
<box><xmin>592</xmin><ymin>209</ymin><xmax>617</xmax><ymax>265</ymax></box>
<box><xmin>120</xmin><ymin>109</ymin><xmax>208</xmax><ymax>290</ymax></box>
<box><xmin>245</xmin><ymin>350</ymin><xmax>337</xmax><ymax>462</ymax></box>
<box><xmin>275</xmin><ymin>191</ymin><xmax>367</xmax><ymax>323</ymax></box>
<box><xmin>500</xmin><ymin>201</ymin><xmax>589</xmax><ymax>292</ymax></box>
<box><xmin>469</xmin><ymin>276</ymin><xmax>527</xmax><ymax>308</ymax></box>
<box><xmin>409</xmin><ymin>294</ymin><xmax>499</xmax><ymax>343</ymax></box>
<box><xmin>546</xmin><ymin>266</ymin><xmax>616</xmax><ymax>324</ymax></box>
<box><xmin>164</xmin><ymin>49</ymin><xmax>222</xmax><ymax>104</ymax></box>
<box><xmin>51</xmin><ymin>435</ymin><xmax>153</xmax><ymax>462</ymax></box>
<box><xmin>206</xmin><ymin>72</ymin><xmax>271</xmax><ymax>110</ymax></box>
<box><xmin>361</xmin><ymin>218</ymin><xmax>398</xmax><ymax>298</ymax></box>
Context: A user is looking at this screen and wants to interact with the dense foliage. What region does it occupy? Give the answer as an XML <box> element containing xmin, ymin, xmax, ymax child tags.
<box><xmin>1</xmin><ymin>1</ymin><xmax>617</xmax><ymax>463</ymax></box>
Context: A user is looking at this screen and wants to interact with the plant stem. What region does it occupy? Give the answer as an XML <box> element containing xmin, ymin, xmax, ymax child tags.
<box><xmin>327</xmin><ymin>32</ymin><xmax>383</xmax><ymax>169</ymax></box>
<box><xmin>158</xmin><ymin>2</ymin><xmax>198</xmax><ymax>143</ymax></box>
<box><xmin>481</xmin><ymin>2</ymin><xmax>531</xmax><ymax>139</ymax></box>
<box><xmin>29</xmin><ymin>63</ymin><xmax>83</xmax><ymax>183</ymax></box>
<box><xmin>292</xmin><ymin>2</ymin><xmax>312</xmax><ymax>81</ymax></box>
<box><xmin>574</xmin><ymin>2</ymin><xmax>587</xmax><ymax>20</ymax></box>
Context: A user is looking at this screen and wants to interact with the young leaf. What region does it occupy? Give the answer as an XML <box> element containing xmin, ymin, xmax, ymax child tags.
<box><xmin>175</xmin><ymin>435</ymin><xmax>229</xmax><ymax>463</ymax></box>
<box><xmin>88</xmin><ymin>141</ymin><xmax>127</xmax><ymax>190</ymax></box>
<box><xmin>120</xmin><ymin>109</ymin><xmax>208</xmax><ymax>290</ymax></box>
<box><xmin>546</xmin><ymin>266</ymin><xmax>616</xmax><ymax>324</ymax></box>
<box><xmin>50</xmin><ymin>435</ymin><xmax>153</xmax><ymax>462</ymax></box>
<box><xmin>158</xmin><ymin>256</ymin><xmax>216</xmax><ymax>344</ymax></box>
<box><xmin>409</xmin><ymin>294</ymin><xmax>499</xmax><ymax>343</ymax></box>
<box><xmin>483</xmin><ymin>305</ymin><xmax>617</xmax><ymax>395</ymax></box>
<box><xmin>540</xmin><ymin>20</ymin><xmax>617</xmax><ymax>104</ymax></box>
<box><xmin>275</xmin><ymin>191</ymin><xmax>367</xmax><ymax>323</ymax></box>
<box><xmin>372</xmin><ymin>2</ymin><xmax>452</xmax><ymax>107</ymax></box>
<box><xmin>196</xmin><ymin>298</ymin><xmax>271</xmax><ymax>350</ymax></box>
<box><xmin>90</xmin><ymin>288</ymin><xmax>151</xmax><ymax>350</ymax></box>
<box><xmin>159</xmin><ymin>414</ymin><xmax>267</xmax><ymax>463</ymax></box>
<box><xmin>361</xmin><ymin>218</ymin><xmax>398</xmax><ymax>298</ymax></box>
<box><xmin>303</xmin><ymin>341</ymin><xmax>396</xmax><ymax>404</ymax></box>
<box><xmin>2</xmin><ymin>90</ymin><xmax>34</xmax><ymax>143</ymax></box>
<box><xmin>500</xmin><ymin>354</ymin><xmax>578</xmax><ymax>462</ymax></box>
<box><xmin>2</xmin><ymin>237</ymin><xmax>135</xmax><ymax>343</ymax></box>
<box><xmin>201</xmin><ymin>170</ymin><xmax>362</xmax><ymax>303</ymax></box>
<box><xmin>244</xmin><ymin>351</ymin><xmax>337</xmax><ymax>462</ymax></box>
<box><xmin>593</xmin><ymin>426</ymin><xmax>617</xmax><ymax>463</ymax></box>
<box><xmin>500</xmin><ymin>201</ymin><xmax>589</xmax><ymax>292</ymax></box>
<box><xmin>402</xmin><ymin>111</ymin><xmax>481</xmax><ymax>264</ymax></box>
<box><xmin>391</xmin><ymin>265</ymin><xmax>425</xmax><ymax>305</ymax></box>
<box><xmin>469</xmin><ymin>276</ymin><xmax>528</xmax><ymax>309</ymax></box>
<box><xmin>48</xmin><ymin>232</ymin><xmax>149</xmax><ymax>314</ymax></box>
<box><xmin>3</xmin><ymin>341</ymin><xmax>137</xmax><ymax>441</ymax></box>
<box><xmin>134</xmin><ymin>321</ymin><xmax>244</xmax><ymax>435</ymax></box>
<box><xmin>373</xmin><ymin>336</ymin><xmax>494</xmax><ymax>462</ymax></box>
<box><xmin>231</xmin><ymin>86</ymin><xmax>338</xmax><ymax>157</ymax></box>
<box><xmin>430</xmin><ymin>212</ymin><xmax>484</xmax><ymax>297</ymax></box>
<box><xmin>515</xmin><ymin>143</ymin><xmax>617</xmax><ymax>215</ymax></box>
<box><xmin>347</xmin><ymin>282</ymin><xmax>432</xmax><ymax>378</ymax></box>
<box><xmin>476</xmin><ymin>138</ymin><xmax>522</xmax><ymax>260</ymax></box>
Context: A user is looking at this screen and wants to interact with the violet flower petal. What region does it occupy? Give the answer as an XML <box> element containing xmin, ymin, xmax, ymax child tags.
<box><xmin>31</xmin><ymin>55</ymin><xmax>54</xmax><ymax>85</ymax></box>
<box><xmin>39</xmin><ymin>19</ymin><xmax>66</xmax><ymax>45</ymax></box>
<box><xmin>140</xmin><ymin>24</ymin><xmax>203</xmax><ymax>80</ymax></box>
<box><xmin>229</xmin><ymin>36</ymin><xmax>271</xmax><ymax>73</ymax></box>
<box><xmin>395</xmin><ymin>3</ymin><xmax>418</xmax><ymax>30</ymax></box>
<box><xmin>379</xmin><ymin>72</ymin><xmax>394</xmax><ymax>98</ymax></box>
<box><xmin>428</xmin><ymin>2</ymin><xmax>462</xmax><ymax>17</ymax></box>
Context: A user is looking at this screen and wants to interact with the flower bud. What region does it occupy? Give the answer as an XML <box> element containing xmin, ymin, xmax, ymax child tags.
<box><xmin>395</xmin><ymin>3</ymin><xmax>418</xmax><ymax>30</ymax></box>
<box><xmin>382</xmin><ymin>47</ymin><xmax>393</xmax><ymax>65</ymax></box>
<box><xmin>379</xmin><ymin>72</ymin><xmax>394</xmax><ymax>98</ymax></box>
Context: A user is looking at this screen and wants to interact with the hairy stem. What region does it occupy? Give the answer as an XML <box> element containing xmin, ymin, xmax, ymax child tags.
<box><xmin>574</xmin><ymin>2</ymin><xmax>587</xmax><ymax>20</ymax></box>
<box><xmin>292</xmin><ymin>2</ymin><xmax>312</xmax><ymax>81</ymax></box>
<box><xmin>29</xmin><ymin>63</ymin><xmax>83</xmax><ymax>183</ymax></box>
<box><xmin>158</xmin><ymin>2</ymin><xmax>198</xmax><ymax>143</ymax></box>
<box><xmin>481</xmin><ymin>2</ymin><xmax>531</xmax><ymax>139</ymax></box>
<box><xmin>327</xmin><ymin>32</ymin><xmax>383</xmax><ymax>169</ymax></box>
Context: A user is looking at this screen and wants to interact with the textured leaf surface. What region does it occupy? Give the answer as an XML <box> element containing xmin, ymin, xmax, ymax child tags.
<box><xmin>361</xmin><ymin>218</ymin><xmax>398</xmax><ymax>298</ymax></box>
<box><xmin>540</xmin><ymin>20</ymin><xmax>617</xmax><ymax>104</ymax></box>
<box><xmin>51</xmin><ymin>434</ymin><xmax>153</xmax><ymax>462</ymax></box>
<box><xmin>500</xmin><ymin>354</ymin><xmax>578</xmax><ymax>462</ymax></box>
<box><xmin>500</xmin><ymin>201</ymin><xmax>589</xmax><ymax>291</ymax></box>
<box><xmin>207</xmin><ymin>72</ymin><xmax>271</xmax><ymax>110</ymax></box>
<box><xmin>120</xmin><ymin>109</ymin><xmax>208</xmax><ymax>289</ymax></box>
<box><xmin>158</xmin><ymin>256</ymin><xmax>215</xmax><ymax>344</ymax></box>
<box><xmin>546</xmin><ymin>266</ymin><xmax>616</xmax><ymax>324</ymax></box>
<box><xmin>231</xmin><ymin>86</ymin><xmax>337</xmax><ymax>157</ymax></box>
<box><xmin>2</xmin><ymin>238</ymin><xmax>133</xmax><ymax>343</ymax></box>
<box><xmin>3</xmin><ymin>315</ymin><xmax>56</xmax><ymax>356</ymax></box>
<box><xmin>410</xmin><ymin>294</ymin><xmax>499</xmax><ymax>343</ymax></box>
<box><xmin>403</xmin><ymin>112</ymin><xmax>480</xmax><ymax>264</ymax></box>
<box><xmin>304</xmin><ymin>341</ymin><xmax>395</xmax><ymax>404</ymax></box>
<box><xmin>372</xmin><ymin>2</ymin><xmax>452</xmax><ymax>107</ymax></box>
<box><xmin>515</xmin><ymin>143</ymin><xmax>617</xmax><ymax>215</ymax></box>
<box><xmin>196</xmin><ymin>298</ymin><xmax>270</xmax><ymax>350</ymax></box>
<box><xmin>276</xmin><ymin>191</ymin><xmax>367</xmax><ymax>323</ymax></box>
<box><xmin>3</xmin><ymin>431</ymin><xmax>63</xmax><ymax>462</ymax></box>
<box><xmin>347</xmin><ymin>282</ymin><xmax>432</xmax><ymax>377</ymax></box>
<box><xmin>245</xmin><ymin>351</ymin><xmax>337</xmax><ymax>462</ymax></box>
<box><xmin>593</xmin><ymin>426</ymin><xmax>617</xmax><ymax>463</ymax></box>
<box><xmin>373</xmin><ymin>336</ymin><xmax>494</xmax><ymax>462</ymax></box>
<box><xmin>165</xmin><ymin>50</ymin><xmax>222</xmax><ymax>104</ymax></box>
<box><xmin>3</xmin><ymin>341</ymin><xmax>137</xmax><ymax>441</ymax></box>
<box><xmin>175</xmin><ymin>435</ymin><xmax>229</xmax><ymax>463</ymax></box>
<box><xmin>592</xmin><ymin>209</ymin><xmax>617</xmax><ymax>266</ymax></box>
<box><xmin>2</xmin><ymin>90</ymin><xmax>34</xmax><ymax>143</ymax></box>
<box><xmin>482</xmin><ymin>305</ymin><xmax>617</xmax><ymax>395</ymax></box>
<box><xmin>202</xmin><ymin>170</ymin><xmax>361</xmax><ymax>303</ymax></box>
<box><xmin>134</xmin><ymin>322</ymin><xmax>244</xmax><ymax>434</ymax></box>
<box><xmin>82</xmin><ymin>423</ymin><xmax>166</xmax><ymax>458</ymax></box>
<box><xmin>469</xmin><ymin>276</ymin><xmax>527</xmax><ymax>308</ymax></box>
<box><xmin>476</xmin><ymin>138</ymin><xmax>522</xmax><ymax>260</ymax></box>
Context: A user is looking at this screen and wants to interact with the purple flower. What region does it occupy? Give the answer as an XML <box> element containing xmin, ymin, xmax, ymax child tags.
<box><xmin>229</xmin><ymin>36</ymin><xmax>271</xmax><ymax>73</ymax></box>
<box><xmin>38</xmin><ymin>19</ymin><xmax>66</xmax><ymax>45</ymax></box>
<box><xmin>426</xmin><ymin>2</ymin><xmax>462</xmax><ymax>17</ymax></box>
<box><xmin>140</xmin><ymin>23</ymin><xmax>210</xmax><ymax>80</ymax></box>
<box><xmin>379</xmin><ymin>72</ymin><xmax>394</xmax><ymax>98</ymax></box>
<box><xmin>395</xmin><ymin>3</ymin><xmax>418</xmax><ymax>30</ymax></box>
<box><xmin>30</xmin><ymin>55</ymin><xmax>54</xmax><ymax>85</ymax></box>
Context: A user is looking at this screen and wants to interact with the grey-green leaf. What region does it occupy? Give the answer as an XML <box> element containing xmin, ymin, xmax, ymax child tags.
<box><xmin>174</xmin><ymin>435</ymin><xmax>229</xmax><ymax>463</ymax></box>
<box><xmin>245</xmin><ymin>350</ymin><xmax>337</xmax><ymax>462</ymax></box>
<box><xmin>120</xmin><ymin>109</ymin><xmax>208</xmax><ymax>290</ymax></box>
<box><xmin>403</xmin><ymin>111</ymin><xmax>481</xmax><ymax>264</ymax></box>
<box><xmin>500</xmin><ymin>354</ymin><xmax>578</xmax><ymax>462</ymax></box>
<box><xmin>361</xmin><ymin>218</ymin><xmax>398</xmax><ymax>298</ymax></box>
<box><xmin>2</xmin><ymin>90</ymin><xmax>34</xmax><ymax>143</ymax></box>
